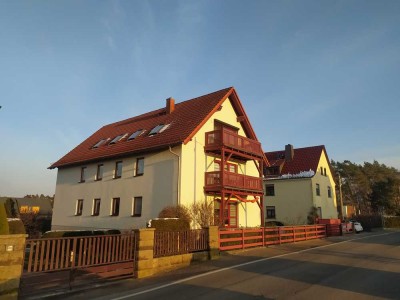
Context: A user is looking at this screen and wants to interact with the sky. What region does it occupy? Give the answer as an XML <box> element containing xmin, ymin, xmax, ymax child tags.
<box><xmin>0</xmin><ymin>0</ymin><xmax>399</xmax><ymax>197</ymax></box>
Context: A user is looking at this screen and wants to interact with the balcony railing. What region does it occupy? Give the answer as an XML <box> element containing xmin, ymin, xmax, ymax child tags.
<box><xmin>205</xmin><ymin>171</ymin><xmax>263</xmax><ymax>192</ymax></box>
<box><xmin>205</xmin><ymin>129</ymin><xmax>263</xmax><ymax>157</ymax></box>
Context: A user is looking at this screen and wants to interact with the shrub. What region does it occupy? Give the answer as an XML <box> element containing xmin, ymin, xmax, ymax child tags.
<box><xmin>151</xmin><ymin>218</ymin><xmax>190</xmax><ymax>231</ymax></box>
<box><xmin>7</xmin><ymin>219</ymin><xmax>26</xmax><ymax>234</ymax></box>
<box><xmin>158</xmin><ymin>205</ymin><xmax>191</xmax><ymax>225</ymax></box>
<box><xmin>0</xmin><ymin>204</ymin><xmax>10</xmax><ymax>235</ymax></box>
<box><xmin>189</xmin><ymin>202</ymin><xmax>214</xmax><ymax>228</ymax></box>
<box><xmin>41</xmin><ymin>229</ymin><xmax>121</xmax><ymax>238</ymax></box>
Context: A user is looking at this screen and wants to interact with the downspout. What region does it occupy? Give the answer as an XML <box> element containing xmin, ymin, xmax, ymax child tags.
<box><xmin>194</xmin><ymin>137</ymin><xmax>197</xmax><ymax>204</ymax></box>
<box><xmin>169</xmin><ymin>146</ymin><xmax>181</xmax><ymax>205</ymax></box>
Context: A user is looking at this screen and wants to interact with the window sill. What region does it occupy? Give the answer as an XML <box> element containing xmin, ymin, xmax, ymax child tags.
<box><xmin>134</xmin><ymin>174</ymin><xmax>144</xmax><ymax>177</ymax></box>
<box><xmin>94</xmin><ymin>179</ymin><xmax>102</xmax><ymax>181</ymax></box>
<box><xmin>113</xmin><ymin>176</ymin><xmax>121</xmax><ymax>180</ymax></box>
<box><xmin>131</xmin><ymin>215</ymin><xmax>141</xmax><ymax>217</ymax></box>
<box><xmin>78</xmin><ymin>181</ymin><xmax>85</xmax><ymax>183</ymax></box>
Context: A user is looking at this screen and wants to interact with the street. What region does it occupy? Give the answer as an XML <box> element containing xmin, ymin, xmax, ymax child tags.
<box><xmin>49</xmin><ymin>230</ymin><xmax>400</xmax><ymax>300</ymax></box>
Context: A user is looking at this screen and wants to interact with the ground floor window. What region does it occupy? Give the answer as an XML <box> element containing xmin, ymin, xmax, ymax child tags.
<box><xmin>266</xmin><ymin>206</ymin><xmax>276</xmax><ymax>219</ymax></box>
<box><xmin>92</xmin><ymin>198</ymin><xmax>101</xmax><ymax>216</ymax></box>
<box><xmin>317</xmin><ymin>207</ymin><xmax>322</xmax><ymax>219</ymax></box>
<box><xmin>111</xmin><ymin>198</ymin><xmax>120</xmax><ymax>216</ymax></box>
<box><xmin>75</xmin><ymin>199</ymin><xmax>83</xmax><ymax>216</ymax></box>
<box><xmin>132</xmin><ymin>197</ymin><xmax>142</xmax><ymax>217</ymax></box>
<box><xmin>214</xmin><ymin>200</ymin><xmax>238</xmax><ymax>228</ymax></box>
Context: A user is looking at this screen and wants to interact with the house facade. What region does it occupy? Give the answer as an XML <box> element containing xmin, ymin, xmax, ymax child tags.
<box><xmin>50</xmin><ymin>88</ymin><xmax>267</xmax><ymax>230</ymax></box>
<box><xmin>264</xmin><ymin>145</ymin><xmax>338</xmax><ymax>225</ymax></box>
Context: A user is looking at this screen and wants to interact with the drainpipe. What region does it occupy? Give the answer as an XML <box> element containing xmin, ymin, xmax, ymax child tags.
<box><xmin>169</xmin><ymin>146</ymin><xmax>181</xmax><ymax>205</ymax></box>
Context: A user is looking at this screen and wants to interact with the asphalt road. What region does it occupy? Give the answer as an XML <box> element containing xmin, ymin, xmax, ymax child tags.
<box><xmin>48</xmin><ymin>230</ymin><xmax>400</xmax><ymax>300</ymax></box>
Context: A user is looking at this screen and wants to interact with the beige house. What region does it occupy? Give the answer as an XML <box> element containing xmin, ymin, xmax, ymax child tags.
<box><xmin>264</xmin><ymin>145</ymin><xmax>338</xmax><ymax>225</ymax></box>
<box><xmin>50</xmin><ymin>87</ymin><xmax>267</xmax><ymax>230</ymax></box>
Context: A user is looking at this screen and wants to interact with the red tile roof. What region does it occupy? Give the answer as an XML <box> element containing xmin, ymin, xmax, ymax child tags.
<box><xmin>265</xmin><ymin>145</ymin><xmax>328</xmax><ymax>176</ymax></box>
<box><xmin>50</xmin><ymin>87</ymin><xmax>262</xmax><ymax>169</ymax></box>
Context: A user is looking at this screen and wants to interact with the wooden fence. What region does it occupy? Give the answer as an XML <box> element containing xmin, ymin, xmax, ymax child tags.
<box><xmin>219</xmin><ymin>225</ymin><xmax>327</xmax><ymax>251</ymax></box>
<box><xmin>24</xmin><ymin>233</ymin><xmax>136</xmax><ymax>273</ymax></box>
<box><xmin>153</xmin><ymin>229</ymin><xmax>208</xmax><ymax>258</ymax></box>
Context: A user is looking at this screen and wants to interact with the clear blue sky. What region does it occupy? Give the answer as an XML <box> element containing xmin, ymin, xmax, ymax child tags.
<box><xmin>1</xmin><ymin>1</ymin><xmax>399</xmax><ymax>197</ymax></box>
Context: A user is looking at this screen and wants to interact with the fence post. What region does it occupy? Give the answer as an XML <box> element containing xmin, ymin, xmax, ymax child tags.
<box><xmin>0</xmin><ymin>234</ymin><xmax>28</xmax><ymax>299</ymax></box>
<box><xmin>207</xmin><ymin>226</ymin><xmax>220</xmax><ymax>260</ymax></box>
<box><xmin>242</xmin><ymin>228</ymin><xmax>245</xmax><ymax>249</ymax></box>
<box><xmin>305</xmin><ymin>226</ymin><xmax>307</xmax><ymax>240</ymax></box>
<box><xmin>262</xmin><ymin>227</ymin><xmax>265</xmax><ymax>247</ymax></box>
<box><xmin>292</xmin><ymin>226</ymin><xmax>296</xmax><ymax>242</ymax></box>
<box><xmin>134</xmin><ymin>228</ymin><xmax>155</xmax><ymax>279</ymax></box>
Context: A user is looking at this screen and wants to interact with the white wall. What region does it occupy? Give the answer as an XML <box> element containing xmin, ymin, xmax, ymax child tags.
<box><xmin>52</xmin><ymin>147</ymin><xmax>180</xmax><ymax>230</ymax></box>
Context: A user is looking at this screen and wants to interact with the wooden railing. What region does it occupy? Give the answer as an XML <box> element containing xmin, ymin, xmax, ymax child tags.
<box><xmin>24</xmin><ymin>234</ymin><xmax>136</xmax><ymax>273</ymax></box>
<box><xmin>153</xmin><ymin>229</ymin><xmax>208</xmax><ymax>258</ymax></box>
<box><xmin>205</xmin><ymin>171</ymin><xmax>263</xmax><ymax>191</ymax></box>
<box><xmin>205</xmin><ymin>129</ymin><xmax>263</xmax><ymax>156</ymax></box>
<box><xmin>218</xmin><ymin>225</ymin><xmax>327</xmax><ymax>251</ymax></box>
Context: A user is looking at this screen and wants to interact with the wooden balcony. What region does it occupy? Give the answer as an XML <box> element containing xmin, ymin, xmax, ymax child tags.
<box><xmin>204</xmin><ymin>129</ymin><xmax>263</xmax><ymax>158</ymax></box>
<box><xmin>204</xmin><ymin>171</ymin><xmax>263</xmax><ymax>194</ymax></box>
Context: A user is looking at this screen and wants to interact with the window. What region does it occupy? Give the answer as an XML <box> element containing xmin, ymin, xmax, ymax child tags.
<box><xmin>320</xmin><ymin>167</ymin><xmax>323</xmax><ymax>175</ymax></box>
<box><xmin>96</xmin><ymin>164</ymin><xmax>104</xmax><ymax>181</ymax></box>
<box><xmin>136</xmin><ymin>158</ymin><xmax>144</xmax><ymax>176</ymax></box>
<box><xmin>92</xmin><ymin>198</ymin><xmax>101</xmax><ymax>216</ymax></box>
<box><xmin>214</xmin><ymin>160</ymin><xmax>237</xmax><ymax>173</ymax></box>
<box><xmin>324</xmin><ymin>168</ymin><xmax>327</xmax><ymax>176</ymax></box>
<box><xmin>317</xmin><ymin>207</ymin><xmax>322</xmax><ymax>218</ymax></box>
<box><xmin>114</xmin><ymin>161</ymin><xmax>123</xmax><ymax>178</ymax></box>
<box><xmin>80</xmin><ymin>167</ymin><xmax>87</xmax><ymax>183</ymax></box>
<box><xmin>265</xmin><ymin>184</ymin><xmax>275</xmax><ymax>196</ymax></box>
<box><xmin>266</xmin><ymin>206</ymin><xmax>276</xmax><ymax>219</ymax></box>
<box><xmin>148</xmin><ymin>124</ymin><xmax>170</xmax><ymax>136</ymax></box>
<box><xmin>132</xmin><ymin>197</ymin><xmax>142</xmax><ymax>217</ymax></box>
<box><xmin>109</xmin><ymin>133</ymin><xmax>128</xmax><ymax>144</ymax></box>
<box><xmin>93</xmin><ymin>139</ymin><xmax>106</xmax><ymax>148</ymax></box>
<box><xmin>328</xmin><ymin>186</ymin><xmax>332</xmax><ymax>198</ymax></box>
<box><xmin>111</xmin><ymin>198</ymin><xmax>120</xmax><ymax>216</ymax></box>
<box><xmin>128</xmin><ymin>129</ymin><xmax>144</xmax><ymax>140</ymax></box>
<box><xmin>75</xmin><ymin>199</ymin><xmax>83</xmax><ymax>216</ymax></box>
<box><xmin>316</xmin><ymin>183</ymin><xmax>320</xmax><ymax>196</ymax></box>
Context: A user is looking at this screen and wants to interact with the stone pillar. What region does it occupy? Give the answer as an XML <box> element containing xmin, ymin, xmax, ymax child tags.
<box><xmin>134</xmin><ymin>228</ymin><xmax>155</xmax><ymax>279</ymax></box>
<box><xmin>207</xmin><ymin>226</ymin><xmax>220</xmax><ymax>260</ymax></box>
<box><xmin>0</xmin><ymin>234</ymin><xmax>27</xmax><ymax>300</ymax></box>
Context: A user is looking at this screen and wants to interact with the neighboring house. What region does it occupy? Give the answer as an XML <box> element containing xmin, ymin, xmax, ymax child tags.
<box><xmin>0</xmin><ymin>197</ymin><xmax>53</xmax><ymax>217</ymax></box>
<box><xmin>50</xmin><ymin>87</ymin><xmax>268</xmax><ymax>230</ymax></box>
<box><xmin>263</xmin><ymin>145</ymin><xmax>338</xmax><ymax>225</ymax></box>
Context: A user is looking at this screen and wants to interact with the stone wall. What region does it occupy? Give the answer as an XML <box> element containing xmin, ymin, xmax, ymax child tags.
<box><xmin>0</xmin><ymin>234</ymin><xmax>27</xmax><ymax>299</ymax></box>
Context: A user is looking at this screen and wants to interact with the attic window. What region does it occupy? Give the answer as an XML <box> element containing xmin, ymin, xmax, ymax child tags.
<box><xmin>109</xmin><ymin>133</ymin><xmax>128</xmax><ymax>144</ymax></box>
<box><xmin>92</xmin><ymin>139</ymin><xmax>106</xmax><ymax>148</ymax></box>
<box><xmin>148</xmin><ymin>124</ymin><xmax>170</xmax><ymax>136</ymax></box>
<box><xmin>128</xmin><ymin>129</ymin><xmax>144</xmax><ymax>141</ymax></box>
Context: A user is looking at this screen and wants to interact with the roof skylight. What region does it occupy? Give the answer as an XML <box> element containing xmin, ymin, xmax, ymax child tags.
<box><xmin>148</xmin><ymin>124</ymin><xmax>170</xmax><ymax>136</ymax></box>
<box><xmin>109</xmin><ymin>133</ymin><xmax>128</xmax><ymax>144</ymax></box>
<box><xmin>128</xmin><ymin>129</ymin><xmax>144</xmax><ymax>141</ymax></box>
<box><xmin>92</xmin><ymin>139</ymin><xmax>106</xmax><ymax>148</ymax></box>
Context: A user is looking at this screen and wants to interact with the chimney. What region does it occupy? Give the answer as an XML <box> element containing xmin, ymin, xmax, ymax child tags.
<box><xmin>285</xmin><ymin>144</ymin><xmax>294</xmax><ymax>162</ymax></box>
<box><xmin>166</xmin><ymin>97</ymin><xmax>175</xmax><ymax>114</ymax></box>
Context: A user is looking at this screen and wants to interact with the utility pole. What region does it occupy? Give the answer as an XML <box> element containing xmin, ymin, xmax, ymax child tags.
<box><xmin>338</xmin><ymin>174</ymin><xmax>344</xmax><ymax>221</ymax></box>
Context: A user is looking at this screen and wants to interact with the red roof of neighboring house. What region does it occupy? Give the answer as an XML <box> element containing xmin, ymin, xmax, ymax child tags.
<box><xmin>50</xmin><ymin>87</ymin><xmax>263</xmax><ymax>169</ymax></box>
<box><xmin>265</xmin><ymin>145</ymin><xmax>327</xmax><ymax>176</ymax></box>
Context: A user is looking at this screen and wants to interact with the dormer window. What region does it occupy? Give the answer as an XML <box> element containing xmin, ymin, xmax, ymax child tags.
<box><xmin>148</xmin><ymin>124</ymin><xmax>170</xmax><ymax>136</ymax></box>
<box><xmin>128</xmin><ymin>129</ymin><xmax>144</xmax><ymax>140</ymax></box>
<box><xmin>109</xmin><ymin>133</ymin><xmax>128</xmax><ymax>144</ymax></box>
<box><xmin>92</xmin><ymin>139</ymin><xmax>106</xmax><ymax>148</ymax></box>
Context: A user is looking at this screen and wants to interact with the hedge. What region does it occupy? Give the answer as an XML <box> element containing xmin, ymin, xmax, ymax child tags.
<box><xmin>8</xmin><ymin>219</ymin><xmax>26</xmax><ymax>234</ymax></box>
<box><xmin>0</xmin><ymin>204</ymin><xmax>9</xmax><ymax>235</ymax></box>
<box><xmin>151</xmin><ymin>218</ymin><xmax>190</xmax><ymax>231</ymax></box>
